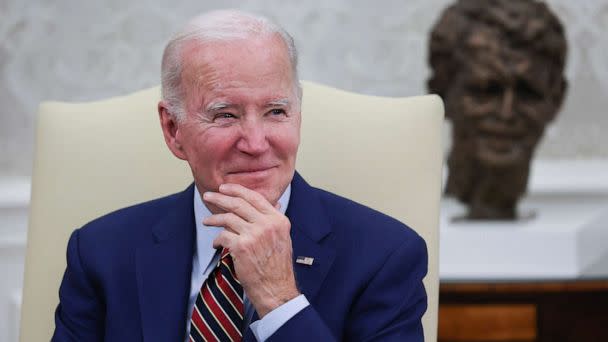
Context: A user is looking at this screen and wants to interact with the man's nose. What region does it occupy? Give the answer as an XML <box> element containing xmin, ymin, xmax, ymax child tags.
<box><xmin>499</xmin><ymin>87</ymin><xmax>515</xmax><ymax>120</ymax></box>
<box><xmin>236</xmin><ymin>119</ymin><xmax>270</xmax><ymax>155</ymax></box>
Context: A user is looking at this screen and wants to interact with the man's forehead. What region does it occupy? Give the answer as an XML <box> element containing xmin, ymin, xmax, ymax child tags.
<box><xmin>181</xmin><ymin>34</ymin><xmax>288</xmax><ymax>66</ymax></box>
<box><xmin>181</xmin><ymin>37</ymin><xmax>292</xmax><ymax>81</ymax></box>
<box><xmin>464</xmin><ymin>51</ymin><xmax>552</xmax><ymax>87</ymax></box>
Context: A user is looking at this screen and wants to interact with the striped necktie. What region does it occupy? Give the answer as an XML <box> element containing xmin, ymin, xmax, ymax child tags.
<box><xmin>189</xmin><ymin>248</ymin><xmax>244</xmax><ymax>342</ymax></box>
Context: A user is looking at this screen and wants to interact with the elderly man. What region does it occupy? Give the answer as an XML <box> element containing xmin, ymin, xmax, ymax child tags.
<box><xmin>53</xmin><ymin>10</ymin><xmax>427</xmax><ymax>342</ymax></box>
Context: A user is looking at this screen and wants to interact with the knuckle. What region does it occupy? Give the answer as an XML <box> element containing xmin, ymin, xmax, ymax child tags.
<box><xmin>230</xmin><ymin>240</ymin><xmax>244</xmax><ymax>254</ymax></box>
<box><xmin>241</xmin><ymin>237</ymin><xmax>255</xmax><ymax>252</ymax></box>
<box><xmin>260</xmin><ymin>227</ymin><xmax>273</xmax><ymax>240</ymax></box>
<box><xmin>253</xmin><ymin>195</ymin><xmax>266</xmax><ymax>207</ymax></box>
<box><xmin>230</xmin><ymin>246</ymin><xmax>241</xmax><ymax>256</ymax></box>
<box><xmin>253</xmin><ymin>226</ymin><xmax>265</xmax><ymax>239</ymax></box>
<box><xmin>276</xmin><ymin>216</ymin><xmax>291</xmax><ymax>233</ymax></box>
<box><xmin>229</xmin><ymin>197</ymin><xmax>243</xmax><ymax>211</ymax></box>
<box><xmin>226</xmin><ymin>212</ymin><xmax>238</xmax><ymax>224</ymax></box>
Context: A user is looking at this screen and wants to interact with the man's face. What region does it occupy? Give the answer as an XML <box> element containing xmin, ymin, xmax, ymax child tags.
<box><xmin>445</xmin><ymin>51</ymin><xmax>563</xmax><ymax>167</ymax></box>
<box><xmin>165</xmin><ymin>35</ymin><xmax>301</xmax><ymax>206</ymax></box>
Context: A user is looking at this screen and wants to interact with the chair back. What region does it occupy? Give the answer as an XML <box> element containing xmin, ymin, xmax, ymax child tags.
<box><xmin>20</xmin><ymin>81</ymin><xmax>443</xmax><ymax>342</ymax></box>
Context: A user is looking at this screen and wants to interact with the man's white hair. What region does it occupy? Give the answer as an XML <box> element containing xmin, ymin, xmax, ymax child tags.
<box><xmin>161</xmin><ymin>10</ymin><xmax>301</xmax><ymax>121</ymax></box>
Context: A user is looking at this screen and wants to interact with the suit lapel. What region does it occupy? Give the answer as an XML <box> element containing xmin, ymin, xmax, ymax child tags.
<box><xmin>136</xmin><ymin>185</ymin><xmax>196</xmax><ymax>342</ymax></box>
<box><xmin>287</xmin><ymin>172</ymin><xmax>336</xmax><ymax>304</ymax></box>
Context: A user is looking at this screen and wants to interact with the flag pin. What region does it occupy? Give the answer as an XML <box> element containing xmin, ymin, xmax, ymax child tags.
<box><xmin>296</xmin><ymin>256</ymin><xmax>314</xmax><ymax>266</ymax></box>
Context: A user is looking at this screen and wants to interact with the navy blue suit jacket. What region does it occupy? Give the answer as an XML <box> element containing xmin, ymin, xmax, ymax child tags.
<box><xmin>53</xmin><ymin>172</ymin><xmax>427</xmax><ymax>341</ymax></box>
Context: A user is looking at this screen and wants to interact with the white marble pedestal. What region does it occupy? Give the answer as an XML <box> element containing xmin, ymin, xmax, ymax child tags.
<box><xmin>439</xmin><ymin>160</ymin><xmax>608</xmax><ymax>281</ymax></box>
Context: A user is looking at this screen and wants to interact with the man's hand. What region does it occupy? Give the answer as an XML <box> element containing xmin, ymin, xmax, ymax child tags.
<box><xmin>202</xmin><ymin>183</ymin><xmax>300</xmax><ymax>318</ymax></box>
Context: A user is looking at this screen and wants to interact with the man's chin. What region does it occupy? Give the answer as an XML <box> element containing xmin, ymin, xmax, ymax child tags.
<box><xmin>225</xmin><ymin>169</ymin><xmax>273</xmax><ymax>188</ymax></box>
<box><xmin>246</xmin><ymin>186</ymin><xmax>282</xmax><ymax>206</ymax></box>
<box><xmin>223</xmin><ymin>178</ymin><xmax>283</xmax><ymax>205</ymax></box>
<box><xmin>477</xmin><ymin>143</ymin><xmax>527</xmax><ymax>167</ymax></box>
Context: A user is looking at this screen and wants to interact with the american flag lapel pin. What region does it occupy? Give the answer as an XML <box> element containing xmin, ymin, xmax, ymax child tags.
<box><xmin>296</xmin><ymin>256</ymin><xmax>314</xmax><ymax>266</ymax></box>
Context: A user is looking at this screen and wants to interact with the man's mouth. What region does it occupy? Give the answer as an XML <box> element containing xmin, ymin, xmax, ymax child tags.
<box><xmin>477</xmin><ymin>138</ymin><xmax>525</xmax><ymax>166</ymax></box>
<box><xmin>227</xmin><ymin>166</ymin><xmax>278</xmax><ymax>175</ymax></box>
<box><xmin>477</xmin><ymin>119</ymin><xmax>526</xmax><ymax>139</ymax></box>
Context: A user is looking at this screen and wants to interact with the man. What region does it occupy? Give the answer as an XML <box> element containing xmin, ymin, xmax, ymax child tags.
<box><xmin>53</xmin><ymin>10</ymin><xmax>427</xmax><ymax>341</ymax></box>
<box><xmin>428</xmin><ymin>0</ymin><xmax>567</xmax><ymax>219</ymax></box>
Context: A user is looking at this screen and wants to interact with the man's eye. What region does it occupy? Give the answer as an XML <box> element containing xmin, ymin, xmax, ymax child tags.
<box><xmin>269</xmin><ymin>109</ymin><xmax>286</xmax><ymax>116</ymax></box>
<box><xmin>215</xmin><ymin>113</ymin><xmax>236</xmax><ymax>120</ymax></box>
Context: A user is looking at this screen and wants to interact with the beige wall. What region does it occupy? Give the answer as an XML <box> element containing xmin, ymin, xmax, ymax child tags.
<box><xmin>1</xmin><ymin>0</ymin><xmax>606</xmax><ymax>177</ymax></box>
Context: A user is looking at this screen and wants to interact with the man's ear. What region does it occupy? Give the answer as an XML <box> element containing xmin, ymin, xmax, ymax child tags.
<box><xmin>158</xmin><ymin>101</ymin><xmax>187</xmax><ymax>160</ymax></box>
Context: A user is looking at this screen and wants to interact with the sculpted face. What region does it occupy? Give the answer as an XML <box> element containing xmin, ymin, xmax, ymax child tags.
<box><xmin>159</xmin><ymin>35</ymin><xmax>301</xmax><ymax>208</ymax></box>
<box><xmin>445</xmin><ymin>49</ymin><xmax>562</xmax><ymax>168</ymax></box>
<box><xmin>428</xmin><ymin>0</ymin><xmax>567</xmax><ymax>219</ymax></box>
<box><xmin>441</xmin><ymin>45</ymin><xmax>565</xmax><ymax>219</ymax></box>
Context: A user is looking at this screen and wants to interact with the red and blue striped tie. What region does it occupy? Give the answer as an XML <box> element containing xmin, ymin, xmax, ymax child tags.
<box><xmin>189</xmin><ymin>248</ymin><xmax>244</xmax><ymax>342</ymax></box>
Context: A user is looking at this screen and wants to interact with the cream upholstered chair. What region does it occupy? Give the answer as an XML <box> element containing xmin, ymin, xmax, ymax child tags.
<box><xmin>20</xmin><ymin>81</ymin><xmax>443</xmax><ymax>342</ymax></box>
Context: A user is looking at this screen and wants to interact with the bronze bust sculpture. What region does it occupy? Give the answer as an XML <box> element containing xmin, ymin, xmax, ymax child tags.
<box><xmin>428</xmin><ymin>0</ymin><xmax>568</xmax><ymax>219</ymax></box>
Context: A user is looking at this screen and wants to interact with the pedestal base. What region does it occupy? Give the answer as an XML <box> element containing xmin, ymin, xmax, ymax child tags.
<box><xmin>440</xmin><ymin>194</ymin><xmax>608</xmax><ymax>280</ymax></box>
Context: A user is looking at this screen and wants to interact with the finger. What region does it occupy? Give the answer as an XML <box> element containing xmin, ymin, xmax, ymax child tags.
<box><xmin>212</xmin><ymin>230</ymin><xmax>239</xmax><ymax>250</ymax></box>
<box><xmin>203</xmin><ymin>191</ymin><xmax>259</xmax><ymax>222</ymax></box>
<box><xmin>203</xmin><ymin>213</ymin><xmax>248</xmax><ymax>234</ymax></box>
<box><xmin>219</xmin><ymin>183</ymin><xmax>275</xmax><ymax>214</ymax></box>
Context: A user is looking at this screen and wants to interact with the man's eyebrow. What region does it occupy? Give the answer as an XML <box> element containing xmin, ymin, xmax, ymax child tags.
<box><xmin>266</xmin><ymin>98</ymin><xmax>291</xmax><ymax>107</ymax></box>
<box><xmin>206</xmin><ymin>102</ymin><xmax>234</xmax><ymax>112</ymax></box>
<box><xmin>517</xmin><ymin>71</ymin><xmax>545</xmax><ymax>95</ymax></box>
<box><xmin>205</xmin><ymin>98</ymin><xmax>291</xmax><ymax>112</ymax></box>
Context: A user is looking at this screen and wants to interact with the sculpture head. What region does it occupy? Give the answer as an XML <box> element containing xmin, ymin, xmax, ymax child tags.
<box><xmin>428</xmin><ymin>0</ymin><xmax>567</xmax><ymax>219</ymax></box>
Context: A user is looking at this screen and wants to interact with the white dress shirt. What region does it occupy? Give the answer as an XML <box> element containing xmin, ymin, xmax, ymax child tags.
<box><xmin>185</xmin><ymin>185</ymin><xmax>310</xmax><ymax>341</ymax></box>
